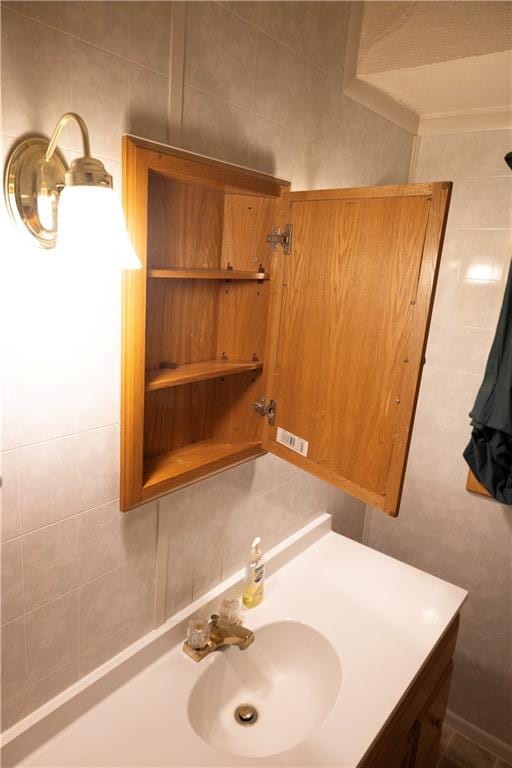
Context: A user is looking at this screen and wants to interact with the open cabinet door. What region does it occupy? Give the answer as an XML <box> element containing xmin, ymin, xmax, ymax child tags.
<box><xmin>263</xmin><ymin>182</ymin><xmax>451</xmax><ymax>516</ymax></box>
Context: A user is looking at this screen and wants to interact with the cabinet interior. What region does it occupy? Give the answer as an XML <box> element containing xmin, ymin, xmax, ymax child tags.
<box><xmin>140</xmin><ymin>168</ymin><xmax>284</xmax><ymax>496</ymax></box>
<box><xmin>122</xmin><ymin>136</ymin><xmax>451</xmax><ymax>513</ymax></box>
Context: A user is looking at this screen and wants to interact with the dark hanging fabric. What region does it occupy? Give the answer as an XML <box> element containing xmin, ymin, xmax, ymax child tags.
<box><xmin>463</xmin><ymin>259</ymin><xmax>512</xmax><ymax>504</ymax></box>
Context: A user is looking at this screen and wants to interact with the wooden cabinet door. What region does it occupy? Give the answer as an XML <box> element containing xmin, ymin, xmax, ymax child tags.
<box><xmin>264</xmin><ymin>182</ymin><xmax>451</xmax><ymax>516</ymax></box>
<box><xmin>414</xmin><ymin>663</ymin><xmax>453</xmax><ymax>768</ymax></box>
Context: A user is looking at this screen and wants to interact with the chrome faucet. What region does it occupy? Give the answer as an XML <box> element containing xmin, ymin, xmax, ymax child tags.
<box><xmin>183</xmin><ymin>614</ymin><xmax>254</xmax><ymax>662</ymax></box>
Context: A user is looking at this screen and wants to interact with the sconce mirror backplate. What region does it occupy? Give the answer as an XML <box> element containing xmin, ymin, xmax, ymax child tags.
<box><xmin>4</xmin><ymin>137</ymin><xmax>67</xmax><ymax>249</ymax></box>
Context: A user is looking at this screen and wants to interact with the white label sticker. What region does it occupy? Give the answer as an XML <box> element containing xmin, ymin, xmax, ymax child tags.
<box><xmin>276</xmin><ymin>427</ymin><xmax>309</xmax><ymax>457</ymax></box>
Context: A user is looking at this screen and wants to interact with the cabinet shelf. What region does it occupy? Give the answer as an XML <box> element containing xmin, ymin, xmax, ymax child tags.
<box><xmin>149</xmin><ymin>268</ymin><xmax>269</xmax><ymax>281</ymax></box>
<box><xmin>145</xmin><ymin>359</ymin><xmax>263</xmax><ymax>391</ymax></box>
<box><xmin>143</xmin><ymin>438</ymin><xmax>264</xmax><ymax>493</ymax></box>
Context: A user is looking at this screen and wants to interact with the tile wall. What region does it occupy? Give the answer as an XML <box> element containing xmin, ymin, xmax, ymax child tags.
<box><xmin>1</xmin><ymin>0</ymin><xmax>415</xmax><ymax>732</ymax></box>
<box><xmin>366</xmin><ymin>128</ymin><xmax>512</xmax><ymax>745</ymax></box>
<box><xmin>1</xmin><ymin>0</ymin><xmax>172</xmax><ymax>730</ymax></box>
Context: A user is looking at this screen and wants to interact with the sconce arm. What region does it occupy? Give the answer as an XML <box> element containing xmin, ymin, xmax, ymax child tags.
<box><xmin>45</xmin><ymin>112</ymin><xmax>91</xmax><ymax>162</ymax></box>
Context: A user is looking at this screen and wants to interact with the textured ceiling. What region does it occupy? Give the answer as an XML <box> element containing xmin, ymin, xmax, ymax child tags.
<box><xmin>357</xmin><ymin>1</ymin><xmax>512</xmax><ymax>116</ymax></box>
<box><xmin>360</xmin><ymin>50</ymin><xmax>512</xmax><ymax>117</ymax></box>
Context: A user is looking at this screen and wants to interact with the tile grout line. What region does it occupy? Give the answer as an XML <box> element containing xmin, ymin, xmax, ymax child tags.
<box><xmin>3</xmin><ymin>422</ymin><xmax>120</xmax><ymax>461</ymax></box>
<box><xmin>183</xmin><ymin>82</ymin><xmax>381</xmax><ymax>175</ymax></box>
<box><xmin>215</xmin><ymin>0</ymin><xmax>345</xmax><ymax>86</ymax></box>
<box><xmin>4</xmin><ymin>6</ymin><xmax>171</xmax><ymax>78</ymax></box>
<box><xmin>2</xmin><ymin>546</ymin><xmax>158</xmax><ymax>631</ymax></box>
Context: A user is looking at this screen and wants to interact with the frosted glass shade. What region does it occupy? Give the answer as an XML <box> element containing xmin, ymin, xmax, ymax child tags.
<box><xmin>56</xmin><ymin>185</ymin><xmax>141</xmax><ymax>269</ymax></box>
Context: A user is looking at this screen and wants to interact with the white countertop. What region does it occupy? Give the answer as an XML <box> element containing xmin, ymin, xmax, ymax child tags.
<box><xmin>4</xmin><ymin>517</ymin><xmax>467</xmax><ymax>767</ymax></box>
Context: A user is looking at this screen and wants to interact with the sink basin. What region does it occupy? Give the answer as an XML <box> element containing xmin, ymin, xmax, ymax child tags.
<box><xmin>188</xmin><ymin>620</ymin><xmax>342</xmax><ymax>758</ymax></box>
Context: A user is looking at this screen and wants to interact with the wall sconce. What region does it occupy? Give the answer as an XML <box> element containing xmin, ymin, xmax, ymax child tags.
<box><xmin>4</xmin><ymin>112</ymin><xmax>141</xmax><ymax>268</ymax></box>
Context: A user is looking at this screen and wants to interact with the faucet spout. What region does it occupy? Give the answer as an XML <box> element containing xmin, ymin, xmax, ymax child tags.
<box><xmin>211</xmin><ymin>615</ymin><xmax>255</xmax><ymax>650</ymax></box>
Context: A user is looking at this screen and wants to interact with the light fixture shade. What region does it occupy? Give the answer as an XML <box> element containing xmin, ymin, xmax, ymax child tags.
<box><xmin>56</xmin><ymin>186</ymin><xmax>141</xmax><ymax>269</ymax></box>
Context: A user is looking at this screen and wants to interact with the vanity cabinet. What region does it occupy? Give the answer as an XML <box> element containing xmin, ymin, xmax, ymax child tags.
<box><xmin>121</xmin><ymin>135</ymin><xmax>451</xmax><ymax>514</ymax></box>
<box><xmin>361</xmin><ymin>615</ymin><xmax>458</xmax><ymax>768</ymax></box>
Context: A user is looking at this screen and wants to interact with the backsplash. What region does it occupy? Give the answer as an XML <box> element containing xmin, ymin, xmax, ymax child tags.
<box><xmin>1</xmin><ymin>0</ymin><xmax>413</xmax><ymax>731</ymax></box>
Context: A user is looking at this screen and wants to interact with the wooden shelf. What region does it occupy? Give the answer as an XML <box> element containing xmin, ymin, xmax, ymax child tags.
<box><xmin>148</xmin><ymin>268</ymin><xmax>269</xmax><ymax>281</ymax></box>
<box><xmin>466</xmin><ymin>469</ymin><xmax>491</xmax><ymax>498</ymax></box>
<box><xmin>143</xmin><ymin>439</ymin><xmax>263</xmax><ymax>493</ymax></box>
<box><xmin>146</xmin><ymin>359</ymin><xmax>263</xmax><ymax>391</ymax></box>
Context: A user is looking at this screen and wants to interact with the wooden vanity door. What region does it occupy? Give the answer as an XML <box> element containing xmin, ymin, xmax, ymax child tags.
<box><xmin>263</xmin><ymin>182</ymin><xmax>451</xmax><ymax>516</ymax></box>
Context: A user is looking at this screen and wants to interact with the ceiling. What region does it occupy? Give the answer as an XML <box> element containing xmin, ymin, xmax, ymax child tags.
<box><xmin>356</xmin><ymin>1</ymin><xmax>512</xmax><ymax>118</ymax></box>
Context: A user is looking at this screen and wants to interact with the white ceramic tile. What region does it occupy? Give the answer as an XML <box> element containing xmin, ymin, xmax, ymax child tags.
<box><xmin>277</xmin><ymin>47</ymin><xmax>309</xmax><ymax>135</ymax></box>
<box><xmin>73</xmin><ymin>355</ymin><xmax>121</xmax><ymax>435</ymax></box>
<box><xmin>252</xmin><ymin>31</ymin><xmax>289</xmax><ymax>126</ymax></box>
<box><xmin>185</xmin><ymin>2</ymin><xmax>257</xmax><ymax>111</ymax></box>
<box><xmin>163</xmin><ymin>479</ymin><xmax>230</xmax><ymax>600</ymax></box>
<box><xmin>448</xmin><ymin>178</ymin><xmax>512</xmax><ymax>230</ymax></box>
<box><xmin>26</xmin><ymin>659</ymin><xmax>80</xmax><ymax>714</ymax></box>
<box><xmin>25</xmin><ymin>591</ymin><xmax>79</xmax><ymax>685</ymax></box>
<box><xmin>404</xmin><ymin>434</ymin><xmax>470</xmax><ymax>506</ymax></box>
<box><xmin>127</xmin><ymin>64</ymin><xmax>169</xmax><ymax>145</ymax></box>
<box><xmin>415</xmin><ymin>130</ymin><xmax>512</xmax><ymax>182</ymax></box>
<box><xmin>329</xmin><ymin>493</ymin><xmax>365</xmax><ymax>541</ymax></box>
<box><xmin>215</xmin><ymin>103</ymin><xmax>251</xmax><ymax>167</ymax></box>
<box><xmin>249</xmin><ymin>1</ymin><xmax>349</xmax><ymax>78</ymax></box>
<box><xmin>366</xmin><ymin>508</ymin><xmax>419</xmax><ymax>566</ymax></box>
<box><xmin>2</xmin><ymin>361</ymin><xmax>19</xmax><ymax>451</ymax></box>
<box><xmin>1</xmin><ymin>450</ymin><xmax>21</xmax><ymax>541</ymax></box>
<box><xmin>76</xmin><ymin>425</ymin><xmax>119</xmax><ymax>512</ymax></box>
<box><xmin>3</xmin><ymin>1</ymin><xmax>69</xmax><ymax>32</ymax></box>
<box><xmin>22</xmin><ymin>518</ymin><xmax>78</xmax><ymax>611</ymax></box>
<box><xmin>426</xmin><ymin>319</ymin><xmax>495</xmax><ymax>375</ymax></box>
<box><xmin>9</xmin><ymin>251</ymin><xmax>83</xmax><ymax>446</ymax></box>
<box><xmin>1</xmin><ymin>690</ymin><xmax>28</xmax><ymax>731</ymax></box>
<box><xmin>449</xmin><ymin>659</ymin><xmax>512</xmax><ymax>745</ymax></box>
<box><xmin>413</xmin><ymin>529</ymin><xmax>511</xmax><ymax>604</ymax></box>
<box><xmin>1</xmin><ymin>617</ymin><xmax>27</xmax><ymax>701</ymax></box>
<box><xmin>185</xmin><ymin>2</ymin><xmax>224</xmax><ymax>92</ymax></box>
<box><xmin>166</xmin><ymin>583</ymin><xmax>194</xmax><ymax>621</ymax></box>
<box><xmin>304</xmin><ymin>67</ymin><xmax>340</xmax><ymax>147</ymax></box>
<box><xmin>19</xmin><ymin>437</ymin><xmax>77</xmax><ymax>533</ymax></box>
<box><xmin>435</xmin><ymin>227</ymin><xmax>511</xmax><ymax>300</ymax></box>
<box><xmin>128</xmin><ymin>2</ymin><xmax>173</xmax><ymax>75</ymax></box>
<box><xmin>70</xmin><ymin>38</ymin><xmax>129</xmax><ymax>161</ymax></box>
<box><xmin>416</xmin><ymin>364</ymin><xmax>481</xmax><ymax>421</ymax></box>
<box><xmin>274</xmin><ymin>128</ymin><xmax>312</xmax><ymax>190</ymax></box>
<box><xmin>79</xmin><ymin>553</ymin><xmax>155</xmax><ymax>652</ymax></box>
<box><xmin>1</xmin><ymin>10</ymin><xmax>71</xmax><ymax>139</ymax></box>
<box><xmin>71</xmin><ymin>264</ymin><xmax>122</xmax><ymax>434</ymax></box>
<box><xmin>79</xmin><ymin>611</ymin><xmax>153</xmax><ymax>677</ymax></box>
<box><xmin>457</xmin><ymin>621</ymin><xmax>511</xmax><ymax>680</ymax></box>
<box><xmin>181</xmin><ymin>85</ymin><xmax>220</xmax><ymax>159</ymax></box>
<box><xmin>247</xmin><ymin>113</ymin><xmax>280</xmax><ymax>176</ymax></box>
<box><xmin>399</xmin><ymin>480</ymin><xmax>512</xmax><ymax>560</ymax></box>
<box><xmin>68</xmin><ymin>1</ymin><xmax>131</xmax><ymax>59</ymax></box>
<box><xmin>461</xmin><ymin>591</ymin><xmax>512</xmax><ymax>642</ymax></box>
<box><xmin>1</xmin><ymin>538</ymin><xmax>24</xmax><ymax>624</ymax></box>
<box><xmin>78</xmin><ymin>499</ymin><xmax>157</xmax><ymax>583</ymax></box>
<box><xmin>219</xmin><ymin>2</ymin><xmax>254</xmax><ymax>24</ymax></box>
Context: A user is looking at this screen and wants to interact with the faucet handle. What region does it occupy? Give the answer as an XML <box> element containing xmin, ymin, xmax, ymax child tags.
<box><xmin>186</xmin><ymin>617</ymin><xmax>211</xmax><ymax>650</ymax></box>
<box><xmin>219</xmin><ymin>597</ymin><xmax>241</xmax><ymax>625</ymax></box>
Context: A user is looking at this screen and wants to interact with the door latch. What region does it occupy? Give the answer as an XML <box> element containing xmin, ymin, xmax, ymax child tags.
<box><xmin>266</xmin><ymin>224</ymin><xmax>292</xmax><ymax>255</ymax></box>
<box><xmin>253</xmin><ymin>396</ymin><xmax>277</xmax><ymax>426</ymax></box>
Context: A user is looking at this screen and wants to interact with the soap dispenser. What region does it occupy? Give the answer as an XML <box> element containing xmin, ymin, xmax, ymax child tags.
<box><xmin>242</xmin><ymin>537</ymin><xmax>265</xmax><ymax>608</ymax></box>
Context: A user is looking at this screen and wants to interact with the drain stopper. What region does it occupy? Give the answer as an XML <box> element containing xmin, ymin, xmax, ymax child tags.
<box><xmin>234</xmin><ymin>704</ymin><xmax>258</xmax><ymax>726</ymax></box>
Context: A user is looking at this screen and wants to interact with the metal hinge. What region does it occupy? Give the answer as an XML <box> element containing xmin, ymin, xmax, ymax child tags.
<box><xmin>253</xmin><ymin>396</ymin><xmax>277</xmax><ymax>426</ymax></box>
<box><xmin>266</xmin><ymin>224</ymin><xmax>292</xmax><ymax>255</ymax></box>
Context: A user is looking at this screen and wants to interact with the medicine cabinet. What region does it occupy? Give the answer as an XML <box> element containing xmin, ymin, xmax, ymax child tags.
<box><xmin>120</xmin><ymin>135</ymin><xmax>451</xmax><ymax>515</ymax></box>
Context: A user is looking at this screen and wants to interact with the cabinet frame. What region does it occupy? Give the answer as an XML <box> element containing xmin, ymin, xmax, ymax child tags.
<box><xmin>121</xmin><ymin>135</ymin><xmax>451</xmax><ymax>513</ymax></box>
<box><xmin>120</xmin><ymin>135</ymin><xmax>290</xmax><ymax>510</ymax></box>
